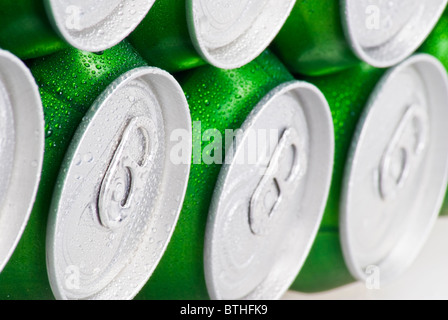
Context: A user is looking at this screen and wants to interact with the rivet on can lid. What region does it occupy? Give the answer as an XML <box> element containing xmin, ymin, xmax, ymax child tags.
<box><xmin>340</xmin><ymin>54</ymin><xmax>448</xmax><ymax>285</ymax></box>
<box><xmin>45</xmin><ymin>0</ymin><xmax>156</xmax><ymax>52</ymax></box>
<box><xmin>249</xmin><ymin>127</ymin><xmax>307</xmax><ymax>236</ymax></box>
<box><xmin>378</xmin><ymin>103</ymin><xmax>429</xmax><ymax>201</ymax></box>
<box><xmin>342</xmin><ymin>0</ymin><xmax>448</xmax><ymax>68</ymax></box>
<box><xmin>0</xmin><ymin>50</ymin><xmax>45</xmax><ymax>273</ymax></box>
<box><xmin>204</xmin><ymin>81</ymin><xmax>334</xmax><ymax>300</ymax></box>
<box><xmin>188</xmin><ymin>0</ymin><xmax>297</xmax><ymax>69</ymax></box>
<box><xmin>98</xmin><ymin>116</ymin><xmax>155</xmax><ymax>231</ymax></box>
<box><xmin>46</xmin><ymin>67</ymin><xmax>192</xmax><ymax>300</ymax></box>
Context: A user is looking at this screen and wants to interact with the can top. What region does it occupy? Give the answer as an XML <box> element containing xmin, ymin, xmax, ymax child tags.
<box><xmin>204</xmin><ymin>81</ymin><xmax>334</xmax><ymax>300</ymax></box>
<box><xmin>342</xmin><ymin>0</ymin><xmax>447</xmax><ymax>68</ymax></box>
<box><xmin>0</xmin><ymin>50</ymin><xmax>45</xmax><ymax>273</ymax></box>
<box><xmin>45</xmin><ymin>0</ymin><xmax>155</xmax><ymax>52</ymax></box>
<box><xmin>187</xmin><ymin>0</ymin><xmax>296</xmax><ymax>69</ymax></box>
<box><xmin>46</xmin><ymin>67</ymin><xmax>192</xmax><ymax>300</ymax></box>
<box><xmin>340</xmin><ymin>54</ymin><xmax>448</xmax><ymax>284</ymax></box>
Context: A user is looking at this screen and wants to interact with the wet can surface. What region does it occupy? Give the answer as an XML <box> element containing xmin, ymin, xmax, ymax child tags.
<box><xmin>0</xmin><ymin>0</ymin><xmax>154</xmax><ymax>59</ymax></box>
<box><xmin>0</xmin><ymin>41</ymin><xmax>191</xmax><ymax>300</ymax></box>
<box><xmin>272</xmin><ymin>0</ymin><xmax>447</xmax><ymax>76</ymax></box>
<box><xmin>293</xmin><ymin>54</ymin><xmax>448</xmax><ymax>292</ymax></box>
<box><xmin>0</xmin><ymin>49</ymin><xmax>45</xmax><ymax>275</ymax></box>
<box><xmin>44</xmin><ymin>0</ymin><xmax>155</xmax><ymax>52</ymax></box>
<box><xmin>136</xmin><ymin>50</ymin><xmax>334</xmax><ymax>300</ymax></box>
<box><xmin>128</xmin><ymin>0</ymin><xmax>296</xmax><ymax>72</ymax></box>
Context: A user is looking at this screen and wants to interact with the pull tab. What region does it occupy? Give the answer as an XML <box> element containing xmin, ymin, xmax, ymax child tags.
<box><xmin>378</xmin><ymin>104</ymin><xmax>429</xmax><ymax>201</ymax></box>
<box><xmin>98</xmin><ymin>117</ymin><xmax>154</xmax><ymax>230</ymax></box>
<box><xmin>249</xmin><ymin>128</ymin><xmax>307</xmax><ymax>236</ymax></box>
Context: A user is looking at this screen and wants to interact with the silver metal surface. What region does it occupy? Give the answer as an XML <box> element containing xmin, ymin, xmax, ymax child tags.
<box><xmin>45</xmin><ymin>0</ymin><xmax>155</xmax><ymax>52</ymax></box>
<box><xmin>46</xmin><ymin>67</ymin><xmax>192</xmax><ymax>300</ymax></box>
<box><xmin>204</xmin><ymin>81</ymin><xmax>334</xmax><ymax>300</ymax></box>
<box><xmin>0</xmin><ymin>49</ymin><xmax>45</xmax><ymax>273</ymax></box>
<box><xmin>340</xmin><ymin>54</ymin><xmax>448</xmax><ymax>285</ymax></box>
<box><xmin>342</xmin><ymin>0</ymin><xmax>447</xmax><ymax>67</ymax></box>
<box><xmin>0</xmin><ymin>67</ymin><xmax>15</xmax><ymax>209</ymax></box>
<box><xmin>188</xmin><ymin>0</ymin><xmax>297</xmax><ymax>69</ymax></box>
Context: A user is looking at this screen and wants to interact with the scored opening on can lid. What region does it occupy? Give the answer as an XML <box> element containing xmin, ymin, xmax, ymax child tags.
<box><xmin>187</xmin><ymin>0</ymin><xmax>297</xmax><ymax>69</ymax></box>
<box><xmin>46</xmin><ymin>67</ymin><xmax>192</xmax><ymax>300</ymax></box>
<box><xmin>204</xmin><ymin>81</ymin><xmax>334</xmax><ymax>300</ymax></box>
<box><xmin>340</xmin><ymin>54</ymin><xmax>448</xmax><ymax>285</ymax></box>
<box><xmin>44</xmin><ymin>0</ymin><xmax>156</xmax><ymax>52</ymax></box>
<box><xmin>342</xmin><ymin>0</ymin><xmax>448</xmax><ymax>68</ymax></box>
<box><xmin>0</xmin><ymin>50</ymin><xmax>45</xmax><ymax>273</ymax></box>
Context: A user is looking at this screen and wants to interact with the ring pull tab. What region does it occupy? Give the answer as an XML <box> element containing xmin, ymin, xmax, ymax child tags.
<box><xmin>98</xmin><ymin>117</ymin><xmax>154</xmax><ymax>230</ymax></box>
<box><xmin>249</xmin><ymin>127</ymin><xmax>307</xmax><ymax>236</ymax></box>
<box><xmin>378</xmin><ymin>104</ymin><xmax>429</xmax><ymax>201</ymax></box>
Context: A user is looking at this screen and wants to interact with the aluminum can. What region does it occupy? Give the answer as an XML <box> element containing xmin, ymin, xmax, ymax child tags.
<box><xmin>292</xmin><ymin>54</ymin><xmax>448</xmax><ymax>292</ymax></box>
<box><xmin>272</xmin><ymin>0</ymin><xmax>447</xmax><ymax>76</ymax></box>
<box><xmin>0</xmin><ymin>41</ymin><xmax>192</xmax><ymax>300</ymax></box>
<box><xmin>0</xmin><ymin>0</ymin><xmax>155</xmax><ymax>59</ymax></box>
<box><xmin>135</xmin><ymin>50</ymin><xmax>335</xmax><ymax>300</ymax></box>
<box><xmin>128</xmin><ymin>0</ymin><xmax>296</xmax><ymax>72</ymax></box>
<box><xmin>0</xmin><ymin>49</ymin><xmax>45</xmax><ymax>275</ymax></box>
<box><xmin>419</xmin><ymin>7</ymin><xmax>448</xmax><ymax>216</ymax></box>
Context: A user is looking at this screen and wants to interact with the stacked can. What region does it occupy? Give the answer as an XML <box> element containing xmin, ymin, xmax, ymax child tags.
<box><xmin>0</xmin><ymin>50</ymin><xmax>45</xmax><ymax>276</ymax></box>
<box><xmin>0</xmin><ymin>0</ymin><xmax>155</xmax><ymax>59</ymax></box>
<box><xmin>0</xmin><ymin>41</ymin><xmax>192</xmax><ymax>300</ymax></box>
<box><xmin>135</xmin><ymin>50</ymin><xmax>335</xmax><ymax>300</ymax></box>
<box><xmin>272</xmin><ymin>0</ymin><xmax>448</xmax><ymax>75</ymax></box>
<box><xmin>290</xmin><ymin>54</ymin><xmax>448</xmax><ymax>292</ymax></box>
<box><xmin>128</xmin><ymin>0</ymin><xmax>297</xmax><ymax>72</ymax></box>
<box><xmin>0</xmin><ymin>0</ymin><xmax>446</xmax><ymax>302</ymax></box>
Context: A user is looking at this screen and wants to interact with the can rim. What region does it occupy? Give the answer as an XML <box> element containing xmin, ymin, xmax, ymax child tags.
<box><xmin>0</xmin><ymin>50</ymin><xmax>45</xmax><ymax>273</ymax></box>
<box><xmin>187</xmin><ymin>0</ymin><xmax>297</xmax><ymax>69</ymax></box>
<box><xmin>342</xmin><ymin>0</ymin><xmax>448</xmax><ymax>68</ymax></box>
<box><xmin>340</xmin><ymin>53</ymin><xmax>448</xmax><ymax>284</ymax></box>
<box><xmin>204</xmin><ymin>80</ymin><xmax>335</xmax><ymax>300</ymax></box>
<box><xmin>44</xmin><ymin>0</ymin><xmax>156</xmax><ymax>52</ymax></box>
<box><xmin>46</xmin><ymin>66</ymin><xmax>192</xmax><ymax>300</ymax></box>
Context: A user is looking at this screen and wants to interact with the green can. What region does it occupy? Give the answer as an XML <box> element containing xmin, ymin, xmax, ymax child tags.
<box><xmin>420</xmin><ymin>7</ymin><xmax>448</xmax><ymax>68</ymax></box>
<box><xmin>0</xmin><ymin>0</ymin><xmax>155</xmax><ymax>59</ymax></box>
<box><xmin>0</xmin><ymin>0</ymin><xmax>67</xmax><ymax>59</ymax></box>
<box><xmin>135</xmin><ymin>50</ymin><xmax>335</xmax><ymax>300</ymax></box>
<box><xmin>292</xmin><ymin>54</ymin><xmax>448</xmax><ymax>292</ymax></box>
<box><xmin>0</xmin><ymin>41</ymin><xmax>192</xmax><ymax>300</ymax></box>
<box><xmin>271</xmin><ymin>0</ymin><xmax>447</xmax><ymax>76</ymax></box>
<box><xmin>128</xmin><ymin>0</ymin><xmax>296</xmax><ymax>72</ymax></box>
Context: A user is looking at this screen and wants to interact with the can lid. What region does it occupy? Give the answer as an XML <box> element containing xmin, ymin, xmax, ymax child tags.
<box><xmin>204</xmin><ymin>81</ymin><xmax>334</xmax><ymax>300</ymax></box>
<box><xmin>340</xmin><ymin>54</ymin><xmax>448</xmax><ymax>285</ymax></box>
<box><xmin>342</xmin><ymin>0</ymin><xmax>447</xmax><ymax>68</ymax></box>
<box><xmin>46</xmin><ymin>67</ymin><xmax>192</xmax><ymax>300</ymax></box>
<box><xmin>45</xmin><ymin>0</ymin><xmax>155</xmax><ymax>52</ymax></box>
<box><xmin>187</xmin><ymin>0</ymin><xmax>296</xmax><ymax>69</ymax></box>
<box><xmin>0</xmin><ymin>50</ymin><xmax>45</xmax><ymax>273</ymax></box>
